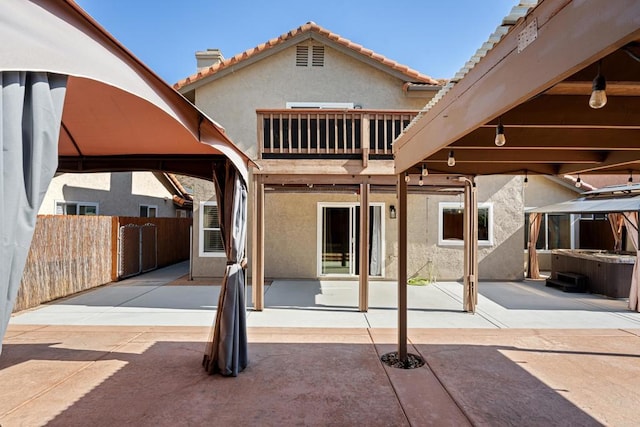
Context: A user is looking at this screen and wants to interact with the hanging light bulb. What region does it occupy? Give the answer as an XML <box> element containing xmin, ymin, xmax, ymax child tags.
<box><xmin>421</xmin><ymin>164</ymin><xmax>428</xmax><ymax>177</ymax></box>
<box><xmin>494</xmin><ymin>117</ymin><xmax>506</xmax><ymax>147</ymax></box>
<box><xmin>418</xmin><ymin>175</ymin><xmax>424</xmax><ymax>186</ymax></box>
<box><xmin>628</xmin><ymin>172</ymin><xmax>633</xmax><ymax>186</ymax></box>
<box><xmin>589</xmin><ymin>60</ymin><xmax>607</xmax><ymax>109</ymax></box>
<box><xmin>447</xmin><ymin>150</ymin><xmax>455</xmax><ymax>167</ymax></box>
<box><xmin>575</xmin><ymin>175</ymin><xmax>582</xmax><ymax>188</ymax></box>
<box><xmin>404</xmin><ymin>172</ymin><xmax>410</xmax><ymax>183</ymax></box>
<box><xmin>523</xmin><ymin>171</ymin><xmax>529</xmax><ymax>188</ymax></box>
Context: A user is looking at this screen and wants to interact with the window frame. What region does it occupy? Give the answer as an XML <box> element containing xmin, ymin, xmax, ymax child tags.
<box><xmin>55</xmin><ymin>200</ymin><xmax>99</xmax><ymax>216</ymax></box>
<box><xmin>139</xmin><ymin>204</ymin><xmax>158</xmax><ymax>218</ymax></box>
<box><xmin>438</xmin><ymin>202</ymin><xmax>494</xmax><ymax>247</ymax></box>
<box><xmin>199</xmin><ymin>201</ymin><xmax>225</xmax><ymax>257</ymax></box>
<box><xmin>285</xmin><ymin>102</ymin><xmax>354</xmax><ymax>109</ymax></box>
<box><xmin>524</xmin><ymin>211</ymin><xmax>578</xmax><ymax>251</ymax></box>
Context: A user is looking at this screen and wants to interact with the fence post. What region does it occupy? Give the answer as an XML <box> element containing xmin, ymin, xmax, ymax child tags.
<box><xmin>111</xmin><ymin>216</ymin><xmax>119</xmax><ymax>282</ymax></box>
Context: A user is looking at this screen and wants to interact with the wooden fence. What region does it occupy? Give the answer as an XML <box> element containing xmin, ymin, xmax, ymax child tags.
<box><xmin>14</xmin><ymin>215</ymin><xmax>192</xmax><ymax>313</ymax></box>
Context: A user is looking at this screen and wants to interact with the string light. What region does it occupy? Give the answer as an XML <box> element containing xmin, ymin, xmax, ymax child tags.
<box><xmin>421</xmin><ymin>164</ymin><xmax>428</xmax><ymax>176</ymax></box>
<box><xmin>447</xmin><ymin>150</ymin><xmax>455</xmax><ymax>167</ymax></box>
<box><xmin>523</xmin><ymin>171</ymin><xmax>528</xmax><ymax>188</ymax></box>
<box><xmin>404</xmin><ymin>172</ymin><xmax>410</xmax><ymax>183</ymax></box>
<box><xmin>589</xmin><ymin>60</ymin><xmax>607</xmax><ymax>109</ymax></box>
<box><xmin>575</xmin><ymin>175</ymin><xmax>582</xmax><ymax>188</ymax></box>
<box><xmin>494</xmin><ymin>117</ymin><xmax>506</xmax><ymax>146</ymax></box>
<box><xmin>418</xmin><ymin>176</ymin><xmax>424</xmax><ymax>186</ymax></box>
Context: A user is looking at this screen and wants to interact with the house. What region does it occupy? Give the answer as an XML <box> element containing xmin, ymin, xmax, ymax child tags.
<box><xmin>39</xmin><ymin>172</ymin><xmax>193</xmax><ymax>218</ymax></box>
<box><xmin>176</xmin><ymin>22</ymin><xmax>554</xmax><ymax>309</ymax></box>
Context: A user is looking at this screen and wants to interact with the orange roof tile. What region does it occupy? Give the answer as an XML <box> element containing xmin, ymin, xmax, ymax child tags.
<box><xmin>174</xmin><ymin>22</ymin><xmax>439</xmax><ymax>89</ymax></box>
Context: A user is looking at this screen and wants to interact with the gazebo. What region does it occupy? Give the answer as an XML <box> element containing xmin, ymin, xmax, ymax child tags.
<box><xmin>0</xmin><ymin>0</ymin><xmax>253</xmax><ymax>376</ymax></box>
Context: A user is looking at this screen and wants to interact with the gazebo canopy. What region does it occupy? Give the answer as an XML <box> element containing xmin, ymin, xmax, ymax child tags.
<box><xmin>0</xmin><ymin>0</ymin><xmax>252</xmax><ymax>181</ymax></box>
<box><xmin>528</xmin><ymin>184</ymin><xmax>640</xmax><ymax>214</ymax></box>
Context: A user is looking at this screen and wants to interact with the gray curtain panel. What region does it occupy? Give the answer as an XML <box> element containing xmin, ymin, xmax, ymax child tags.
<box><xmin>203</xmin><ymin>159</ymin><xmax>248</xmax><ymax>376</ymax></box>
<box><xmin>0</xmin><ymin>72</ymin><xmax>67</xmax><ymax>353</ymax></box>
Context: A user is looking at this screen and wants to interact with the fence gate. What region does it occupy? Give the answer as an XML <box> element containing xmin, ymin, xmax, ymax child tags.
<box><xmin>118</xmin><ymin>223</ymin><xmax>157</xmax><ymax>279</ymax></box>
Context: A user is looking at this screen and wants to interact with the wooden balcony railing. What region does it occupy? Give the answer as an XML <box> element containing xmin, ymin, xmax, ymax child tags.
<box><xmin>257</xmin><ymin>109</ymin><xmax>419</xmax><ymax>163</ymax></box>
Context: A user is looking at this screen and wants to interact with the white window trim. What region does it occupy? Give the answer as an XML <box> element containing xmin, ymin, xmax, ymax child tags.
<box><xmin>438</xmin><ymin>202</ymin><xmax>494</xmax><ymax>247</ymax></box>
<box><xmin>286</xmin><ymin>102</ymin><xmax>354</xmax><ymax>109</ymax></box>
<box><xmin>139</xmin><ymin>204</ymin><xmax>158</xmax><ymax>217</ymax></box>
<box><xmin>55</xmin><ymin>200</ymin><xmax>99</xmax><ymax>215</ymax></box>
<box><xmin>199</xmin><ymin>201</ymin><xmax>225</xmax><ymax>258</ymax></box>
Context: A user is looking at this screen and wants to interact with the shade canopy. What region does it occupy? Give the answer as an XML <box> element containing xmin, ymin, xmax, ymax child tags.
<box><xmin>394</xmin><ymin>0</ymin><xmax>640</xmax><ymax>178</ymax></box>
<box><xmin>0</xmin><ymin>0</ymin><xmax>252</xmax><ymax>181</ymax></box>
<box><xmin>528</xmin><ymin>184</ymin><xmax>640</xmax><ymax>214</ymax></box>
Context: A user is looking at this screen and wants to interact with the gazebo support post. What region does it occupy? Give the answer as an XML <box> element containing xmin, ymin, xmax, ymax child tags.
<box><xmin>358</xmin><ymin>179</ymin><xmax>370</xmax><ymax>312</ymax></box>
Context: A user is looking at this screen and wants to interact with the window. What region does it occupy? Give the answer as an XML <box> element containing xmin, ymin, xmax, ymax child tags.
<box><xmin>524</xmin><ymin>213</ymin><xmax>575</xmax><ymax>250</ymax></box>
<box><xmin>139</xmin><ymin>205</ymin><xmax>157</xmax><ymax>217</ymax></box>
<box><xmin>438</xmin><ymin>202</ymin><xmax>493</xmax><ymax>246</ymax></box>
<box><xmin>55</xmin><ymin>201</ymin><xmax>98</xmax><ymax>216</ymax></box>
<box><xmin>199</xmin><ymin>202</ymin><xmax>224</xmax><ymax>256</ymax></box>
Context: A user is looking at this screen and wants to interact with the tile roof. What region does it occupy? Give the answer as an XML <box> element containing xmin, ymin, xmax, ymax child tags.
<box><xmin>174</xmin><ymin>22</ymin><xmax>439</xmax><ymax>90</ymax></box>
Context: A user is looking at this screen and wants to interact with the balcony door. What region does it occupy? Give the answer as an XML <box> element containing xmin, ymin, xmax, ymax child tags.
<box><xmin>318</xmin><ymin>203</ymin><xmax>383</xmax><ymax>277</ymax></box>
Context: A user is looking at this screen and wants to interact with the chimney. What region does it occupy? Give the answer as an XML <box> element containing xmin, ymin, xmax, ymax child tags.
<box><xmin>195</xmin><ymin>48</ymin><xmax>224</xmax><ymax>71</ymax></box>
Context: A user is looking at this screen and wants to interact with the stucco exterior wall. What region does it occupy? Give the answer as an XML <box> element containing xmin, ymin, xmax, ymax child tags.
<box><xmin>40</xmin><ymin>172</ymin><xmax>177</xmax><ymax>217</ymax></box>
<box><xmin>408</xmin><ymin>176</ymin><xmax>525</xmax><ymax>281</ymax></box>
<box><xmin>189</xmin><ymin>40</ymin><xmax>434</xmax><ymax>278</ymax></box>
<box><xmin>195</xmin><ymin>42</ymin><xmax>431</xmax><ymax>159</ymax></box>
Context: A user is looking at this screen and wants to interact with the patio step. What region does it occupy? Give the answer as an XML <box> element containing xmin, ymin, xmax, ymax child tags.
<box><xmin>546</xmin><ymin>272</ymin><xmax>588</xmax><ymax>293</ymax></box>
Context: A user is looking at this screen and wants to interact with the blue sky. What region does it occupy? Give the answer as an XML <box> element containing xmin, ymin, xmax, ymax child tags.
<box><xmin>76</xmin><ymin>0</ymin><xmax>516</xmax><ymax>85</ymax></box>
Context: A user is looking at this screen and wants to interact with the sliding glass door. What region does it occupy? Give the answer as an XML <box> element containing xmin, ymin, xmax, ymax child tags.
<box><xmin>318</xmin><ymin>203</ymin><xmax>383</xmax><ymax>277</ymax></box>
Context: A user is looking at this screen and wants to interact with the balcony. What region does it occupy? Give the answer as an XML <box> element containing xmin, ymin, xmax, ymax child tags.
<box><xmin>257</xmin><ymin>109</ymin><xmax>419</xmax><ymax>165</ymax></box>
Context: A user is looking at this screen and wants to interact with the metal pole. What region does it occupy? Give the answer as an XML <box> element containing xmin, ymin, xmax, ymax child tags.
<box><xmin>398</xmin><ymin>173</ymin><xmax>408</xmax><ymax>361</ymax></box>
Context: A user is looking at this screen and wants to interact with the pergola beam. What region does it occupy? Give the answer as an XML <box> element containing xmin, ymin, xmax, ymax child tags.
<box><xmin>394</xmin><ymin>0</ymin><xmax>640</xmax><ymax>173</ymax></box>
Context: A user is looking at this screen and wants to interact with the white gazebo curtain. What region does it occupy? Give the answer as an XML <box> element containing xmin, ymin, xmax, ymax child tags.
<box><xmin>0</xmin><ymin>71</ymin><xmax>67</xmax><ymax>353</ymax></box>
<box><xmin>369</xmin><ymin>206</ymin><xmax>382</xmax><ymax>276</ymax></box>
<box><xmin>623</xmin><ymin>212</ymin><xmax>639</xmax><ymax>312</ymax></box>
<box><xmin>203</xmin><ymin>159</ymin><xmax>249</xmax><ymax>376</ymax></box>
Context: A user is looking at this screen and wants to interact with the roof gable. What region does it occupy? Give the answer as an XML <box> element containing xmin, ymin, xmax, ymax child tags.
<box><xmin>175</xmin><ymin>22</ymin><xmax>439</xmax><ymax>92</ymax></box>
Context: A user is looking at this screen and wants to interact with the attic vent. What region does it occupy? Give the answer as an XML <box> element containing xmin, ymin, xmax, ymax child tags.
<box><xmin>296</xmin><ymin>45</ymin><xmax>309</xmax><ymax>66</ymax></box>
<box><xmin>312</xmin><ymin>45</ymin><xmax>324</xmax><ymax>67</ymax></box>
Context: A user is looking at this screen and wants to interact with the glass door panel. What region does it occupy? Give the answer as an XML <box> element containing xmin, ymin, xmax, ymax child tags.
<box><xmin>321</xmin><ymin>207</ymin><xmax>352</xmax><ymax>275</ymax></box>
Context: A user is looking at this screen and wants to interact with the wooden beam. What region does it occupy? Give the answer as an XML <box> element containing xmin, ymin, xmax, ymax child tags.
<box><xmin>558</xmin><ymin>151</ymin><xmax>640</xmax><ymax>174</ymax></box>
<box><xmin>359</xmin><ymin>181</ymin><xmax>370</xmax><ymax>312</ymax></box>
<box><xmin>429</xmin><ymin>149</ymin><xmax>604</xmax><ymax>163</ymax></box>
<box><xmin>545</xmin><ymin>81</ymin><xmax>640</xmax><ymax>96</ymax></box>
<box><xmin>251</xmin><ymin>174</ymin><xmax>265</xmax><ymax>311</ymax></box>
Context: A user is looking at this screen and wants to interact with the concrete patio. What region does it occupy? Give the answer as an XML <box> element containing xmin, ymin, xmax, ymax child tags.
<box><xmin>2</xmin><ymin>262</ymin><xmax>640</xmax><ymax>426</ymax></box>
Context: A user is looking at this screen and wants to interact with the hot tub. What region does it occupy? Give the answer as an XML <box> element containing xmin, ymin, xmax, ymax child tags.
<box><xmin>550</xmin><ymin>249</ymin><xmax>635</xmax><ymax>298</ymax></box>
